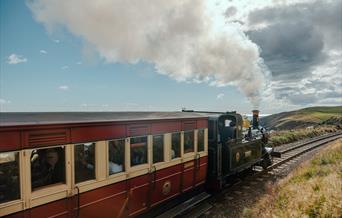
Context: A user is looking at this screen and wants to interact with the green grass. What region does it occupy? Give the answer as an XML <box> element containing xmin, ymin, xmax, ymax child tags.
<box><xmin>262</xmin><ymin>106</ymin><xmax>342</xmax><ymax>130</ymax></box>
<box><xmin>269</xmin><ymin>125</ymin><xmax>339</xmax><ymax>147</ymax></box>
<box><xmin>299</xmin><ymin>106</ymin><xmax>342</xmax><ymax>114</ymax></box>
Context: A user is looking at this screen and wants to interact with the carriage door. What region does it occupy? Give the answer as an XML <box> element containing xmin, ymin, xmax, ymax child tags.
<box><xmin>127</xmin><ymin>125</ymin><xmax>151</xmax><ymax>217</ymax></box>
<box><xmin>182</xmin><ymin>121</ymin><xmax>197</xmax><ymax>192</ymax></box>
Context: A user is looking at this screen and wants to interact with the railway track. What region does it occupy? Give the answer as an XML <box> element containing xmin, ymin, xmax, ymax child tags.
<box><xmin>157</xmin><ymin>132</ymin><xmax>342</xmax><ymax>218</ymax></box>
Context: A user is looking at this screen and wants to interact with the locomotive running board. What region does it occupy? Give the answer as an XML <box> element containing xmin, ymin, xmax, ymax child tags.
<box><xmin>156</xmin><ymin>192</ymin><xmax>211</xmax><ymax>218</ymax></box>
<box><xmin>271</xmin><ymin>151</ymin><xmax>282</xmax><ymax>158</ymax></box>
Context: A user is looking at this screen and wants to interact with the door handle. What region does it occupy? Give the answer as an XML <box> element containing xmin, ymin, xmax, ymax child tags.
<box><xmin>149</xmin><ymin>166</ymin><xmax>157</xmax><ymax>187</ymax></box>
<box><xmin>195</xmin><ymin>153</ymin><xmax>200</xmax><ymax>169</ymax></box>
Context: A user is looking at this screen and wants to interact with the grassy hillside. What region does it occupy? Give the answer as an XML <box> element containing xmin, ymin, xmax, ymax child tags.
<box><xmin>261</xmin><ymin>106</ymin><xmax>342</xmax><ymax>130</ymax></box>
<box><xmin>242</xmin><ymin>139</ymin><xmax>342</xmax><ymax>218</ymax></box>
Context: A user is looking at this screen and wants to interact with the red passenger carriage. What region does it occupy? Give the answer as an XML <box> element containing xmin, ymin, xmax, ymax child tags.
<box><xmin>0</xmin><ymin>112</ymin><xmax>208</xmax><ymax>217</ymax></box>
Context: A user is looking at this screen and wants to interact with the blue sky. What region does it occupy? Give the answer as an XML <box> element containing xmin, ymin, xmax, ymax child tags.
<box><xmin>1</xmin><ymin>0</ymin><xmax>341</xmax><ymax>114</ymax></box>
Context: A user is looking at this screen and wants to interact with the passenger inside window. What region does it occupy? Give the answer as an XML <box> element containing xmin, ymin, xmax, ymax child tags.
<box><xmin>31</xmin><ymin>147</ymin><xmax>65</xmax><ymax>190</ymax></box>
<box><xmin>153</xmin><ymin>135</ymin><xmax>164</xmax><ymax>163</ymax></box>
<box><xmin>130</xmin><ymin>136</ymin><xmax>147</xmax><ymax>167</ymax></box>
<box><xmin>171</xmin><ymin>133</ymin><xmax>181</xmax><ymax>159</ymax></box>
<box><xmin>184</xmin><ymin>131</ymin><xmax>194</xmax><ymax>153</ymax></box>
<box><xmin>108</xmin><ymin>139</ymin><xmax>125</xmax><ymax>175</ymax></box>
<box><xmin>0</xmin><ymin>152</ymin><xmax>20</xmax><ymax>204</ymax></box>
<box><xmin>198</xmin><ymin>129</ymin><xmax>205</xmax><ymax>152</ymax></box>
<box><xmin>74</xmin><ymin>143</ymin><xmax>96</xmax><ymax>183</ymax></box>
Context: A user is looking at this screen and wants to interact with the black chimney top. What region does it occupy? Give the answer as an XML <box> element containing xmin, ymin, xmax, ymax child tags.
<box><xmin>252</xmin><ymin>110</ymin><xmax>259</xmax><ymax>129</ymax></box>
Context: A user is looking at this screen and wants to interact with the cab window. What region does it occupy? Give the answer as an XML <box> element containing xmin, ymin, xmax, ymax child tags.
<box><xmin>108</xmin><ymin>139</ymin><xmax>125</xmax><ymax>175</ymax></box>
<box><xmin>74</xmin><ymin>143</ymin><xmax>96</xmax><ymax>183</ymax></box>
<box><xmin>184</xmin><ymin>131</ymin><xmax>194</xmax><ymax>153</ymax></box>
<box><xmin>171</xmin><ymin>132</ymin><xmax>181</xmax><ymax>159</ymax></box>
<box><xmin>198</xmin><ymin>129</ymin><xmax>205</xmax><ymax>152</ymax></box>
<box><xmin>130</xmin><ymin>136</ymin><xmax>147</xmax><ymax>167</ymax></box>
<box><xmin>31</xmin><ymin>147</ymin><xmax>65</xmax><ymax>190</ymax></box>
<box><xmin>153</xmin><ymin>135</ymin><xmax>164</xmax><ymax>163</ymax></box>
<box><xmin>0</xmin><ymin>151</ymin><xmax>20</xmax><ymax>204</ymax></box>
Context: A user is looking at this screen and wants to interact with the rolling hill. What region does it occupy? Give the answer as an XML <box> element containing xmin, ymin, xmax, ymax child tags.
<box><xmin>260</xmin><ymin>106</ymin><xmax>342</xmax><ymax>130</ymax></box>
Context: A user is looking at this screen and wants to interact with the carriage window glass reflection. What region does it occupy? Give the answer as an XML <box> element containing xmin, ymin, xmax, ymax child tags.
<box><xmin>31</xmin><ymin>147</ymin><xmax>65</xmax><ymax>190</ymax></box>
<box><xmin>108</xmin><ymin>139</ymin><xmax>125</xmax><ymax>175</ymax></box>
<box><xmin>0</xmin><ymin>152</ymin><xmax>20</xmax><ymax>204</ymax></box>
<box><xmin>184</xmin><ymin>131</ymin><xmax>194</xmax><ymax>153</ymax></box>
<box><xmin>153</xmin><ymin>135</ymin><xmax>164</xmax><ymax>163</ymax></box>
<box><xmin>171</xmin><ymin>133</ymin><xmax>181</xmax><ymax>159</ymax></box>
<box><xmin>198</xmin><ymin>129</ymin><xmax>205</xmax><ymax>152</ymax></box>
<box><xmin>130</xmin><ymin>136</ymin><xmax>147</xmax><ymax>167</ymax></box>
<box><xmin>74</xmin><ymin>143</ymin><xmax>96</xmax><ymax>183</ymax></box>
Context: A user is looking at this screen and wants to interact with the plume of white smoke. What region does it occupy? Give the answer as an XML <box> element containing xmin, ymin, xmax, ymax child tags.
<box><xmin>28</xmin><ymin>0</ymin><xmax>268</xmax><ymax>107</ymax></box>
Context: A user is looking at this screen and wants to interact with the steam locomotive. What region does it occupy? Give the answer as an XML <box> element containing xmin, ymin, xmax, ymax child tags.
<box><xmin>0</xmin><ymin>110</ymin><xmax>272</xmax><ymax>217</ymax></box>
<box><xmin>182</xmin><ymin>109</ymin><xmax>273</xmax><ymax>190</ymax></box>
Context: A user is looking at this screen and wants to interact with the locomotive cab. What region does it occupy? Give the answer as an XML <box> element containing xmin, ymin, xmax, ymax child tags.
<box><xmin>217</xmin><ymin>113</ymin><xmax>243</xmax><ymax>143</ymax></box>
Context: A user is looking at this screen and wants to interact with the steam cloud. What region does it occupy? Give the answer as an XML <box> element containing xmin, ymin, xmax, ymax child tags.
<box><xmin>28</xmin><ymin>0</ymin><xmax>268</xmax><ymax>107</ymax></box>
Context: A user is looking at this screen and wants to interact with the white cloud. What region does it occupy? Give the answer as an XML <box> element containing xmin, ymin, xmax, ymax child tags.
<box><xmin>61</xmin><ymin>65</ymin><xmax>69</xmax><ymax>70</ymax></box>
<box><xmin>40</xmin><ymin>49</ymin><xmax>47</xmax><ymax>54</ymax></box>
<box><xmin>76</xmin><ymin>61</ymin><xmax>82</xmax><ymax>65</ymax></box>
<box><xmin>58</xmin><ymin>85</ymin><xmax>69</xmax><ymax>91</ymax></box>
<box><xmin>7</xmin><ymin>54</ymin><xmax>27</xmax><ymax>64</ymax></box>
<box><xmin>28</xmin><ymin>0</ymin><xmax>270</xmax><ymax>108</ymax></box>
<box><xmin>0</xmin><ymin>99</ymin><xmax>11</xmax><ymax>104</ymax></box>
<box><xmin>217</xmin><ymin>93</ymin><xmax>224</xmax><ymax>99</ymax></box>
<box><xmin>53</xmin><ymin>39</ymin><xmax>60</xmax><ymax>43</ymax></box>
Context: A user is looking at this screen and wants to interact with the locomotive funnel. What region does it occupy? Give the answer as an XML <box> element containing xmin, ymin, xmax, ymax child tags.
<box><xmin>252</xmin><ymin>110</ymin><xmax>259</xmax><ymax>129</ymax></box>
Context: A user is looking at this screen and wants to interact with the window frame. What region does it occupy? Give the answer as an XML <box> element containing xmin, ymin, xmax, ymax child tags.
<box><xmin>129</xmin><ymin>135</ymin><xmax>149</xmax><ymax>168</ymax></box>
<box><xmin>73</xmin><ymin>142</ymin><xmax>97</xmax><ymax>185</ymax></box>
<box><xmin>152</xmin><ymin>134</ymin><xmax>165</xmax><ymax>165</ymax></box>
<box><xmin>127</xmin><ymin>135</ymin><xmax>150</xmax><ymax>178</ymax></box>
<box><xmin>197</xmin><ymin>128</ymin><xmax>205</xmax><ymax>153</ymax></box>
<box><xmin>0</xmin><ymin>150</ymin><xmax>24</xmax><ymax>217</ymax></box>
<box><xmin>107</xmin><ymin>138</ymin><xmax>126</xmax><ymax>178</ymax></box>
<box><xmin>25</xmin><ymin>144</ymin><xmax>72</xmax><ymax>209</ymax></box>
<box><xmin>170</xmin><ymin>131</ymin><xmax>182</xmax><ymax>161</ymax></box>
<box><xmin>183</xmin><ymin>130</ymin><xmax>195</xmax><ymax>157</ymax></box>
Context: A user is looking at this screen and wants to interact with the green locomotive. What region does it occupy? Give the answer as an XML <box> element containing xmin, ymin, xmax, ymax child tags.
<box><xmin>183</xmin><ymin>109</ymin><xmax>273</xmax><ymax>190</ymax></box>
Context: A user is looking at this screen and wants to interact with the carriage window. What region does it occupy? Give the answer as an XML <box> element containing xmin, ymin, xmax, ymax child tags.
<box><xmin>208</xmin><ymin>120</ymin><xmax>215</xmax><ymax>140</ymax></box>
<box><xmin>130</xmin><ymin>136</ymin><xmax>148</xmax><ymax>167</ymax></box>
<box><xmin>184</xmin><ymin>131</ymin><xmax>194</xmax><ymax>153</ymax></box>
<box><xmin>74</xmin><ymin>143</ymin><xmax>96</xmax><ymax>183</ymax></box>
<box><xmin>108</xmin><ymin>139</ymin><xmax>125</xmax><ymax>175</ymax></box>
<box><xmin>153</xmin><ymin>135</ymin><xmax>164</xmax><ymax>163</ymax></box>
<box><xmin>31</xmin><ymin>147</ymin><xmax>65</xmax><ymax>190</ymax></box>
<box><xmin>171</xmin><ymin>132</ymin><xmax>181</xmax><ymax>159</ymax></box>
<box><xmin>0</xmin><ymin>152</ymin><xmax>20</xmax><ymax>204</ymax></box>
<box><xmin>198</xmin><ymin>129</ymin><xmax>205</xmax><ymax>152</ymax></box>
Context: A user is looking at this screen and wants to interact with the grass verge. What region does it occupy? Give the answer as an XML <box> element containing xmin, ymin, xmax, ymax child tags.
<box><xmin>269</xmin><ymin>125</ymin><xmax>339</xmax><ymax>147</ymax></box>
<box><xmin>242</xmin><ymin>139</ymin><xmax>342</xmax><ymax>218</ymax></box>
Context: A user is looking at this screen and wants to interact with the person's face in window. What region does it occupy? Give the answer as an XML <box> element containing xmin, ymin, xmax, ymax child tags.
<box><xmin>46</xmin><ymin>150</ymin><xmax>59</xmax><ymax>167</ymax></box>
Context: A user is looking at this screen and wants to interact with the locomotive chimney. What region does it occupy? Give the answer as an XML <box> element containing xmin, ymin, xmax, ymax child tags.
<box><xmin>252</xmin><ymin>110</ymin><xmax>259</xmax><ymax>129</ymax></box>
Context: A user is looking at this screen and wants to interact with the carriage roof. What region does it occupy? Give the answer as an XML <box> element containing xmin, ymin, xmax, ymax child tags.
<box><xmin>0</xmin><ymin>112</ymin><xmax>208</xmax><ymax>127</ymax></box>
